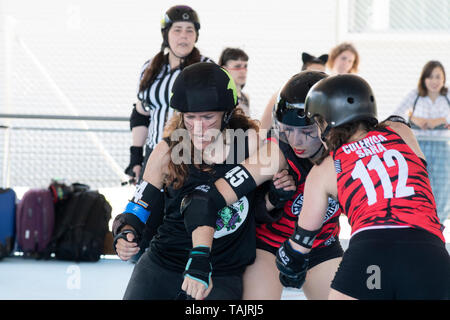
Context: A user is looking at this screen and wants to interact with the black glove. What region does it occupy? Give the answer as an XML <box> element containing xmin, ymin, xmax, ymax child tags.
<box><xmin>267</xmin><ymin>179</ymin><xmax>296</xmax><ymax>209</ymax></box>
<box><xmin>276</xmin><ymin>240</ymin><xmax>309</xmax><ymax>289</ymax></box>
<box><xmin>124</xmin><ymin>146</ymin><xmax>144</xmax><ymax>177</ymax></box>
<box><xmin>183</xmin><ymin>246</ymin><xmax>212</xmax><ymax>289</ymax></box>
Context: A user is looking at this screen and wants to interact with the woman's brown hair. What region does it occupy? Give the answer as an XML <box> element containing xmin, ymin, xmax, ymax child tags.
<box><xmin>315</xmin><ymin>117</ymin><xmax>386</xmax><ymax>165</ymax></box>
<box><xmin>162</xmin><ymin>108</ymin><xmax>259</xmax><ymax>189</ymax></box>
<box><xmin>218</xmin><ymin>47</ymin><xmax>249</xmax><ymax>66</ymax></box>
<box><xmin>327</xmin><ymin>42</ymin><xmax>360</xmax><ymax>74</ymax></box>
<box><xmin>138</xmin><ymin>47</ymin><xmax>202</xmax><ymax>93</ymax></box>
<box><xmin>417</xmin><ymin>60</ymin><xmax>448</xmax><ymax>97</ymax></box>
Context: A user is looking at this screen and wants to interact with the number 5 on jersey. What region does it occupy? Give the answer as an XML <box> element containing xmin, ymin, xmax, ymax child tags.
<box><xmin>351</xmin><ymin>149</ymin><xmax>415</xmax><ymax>205</ymax></box>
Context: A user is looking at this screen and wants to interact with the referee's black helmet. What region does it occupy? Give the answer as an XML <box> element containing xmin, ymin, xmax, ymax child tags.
<box><xmin>161</xmin><ymin>5</ymin><xmax>200</xmax><ymax>47</ymax></box>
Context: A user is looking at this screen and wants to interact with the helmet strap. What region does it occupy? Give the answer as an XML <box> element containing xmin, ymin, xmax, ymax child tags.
<box><xmin>309</xmin><ymin>144</ymin><xmax>324</xmax><ymax>162</ymax></box>
<box><xmin>320</xmin><ymin>125</ymin><xmax>331</xmax><ymax>143</ymax></box>
<box><xmin>220</xmin><ymin>110</ymin><xmax>234</xmax><ymax>131</ymax></box>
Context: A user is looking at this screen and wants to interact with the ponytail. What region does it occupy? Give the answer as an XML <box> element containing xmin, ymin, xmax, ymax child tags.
<box><xmin>139</xmin><ymin>51</ymin><xmax>166</xmax><ymax>93</ymax></box>
<box><xmin>139</xmin><ymin>47</ymin><xmax>202</xmax><ymax>94</ymax></box>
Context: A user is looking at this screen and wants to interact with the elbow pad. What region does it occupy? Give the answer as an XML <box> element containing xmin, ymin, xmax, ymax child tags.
<box><xmin>130</xmin><ymin>105</ymin><xmax>150</xmax><ymax>130</ymax></box>
<box><xmin>180</xmin><ymin>183</ymin><xmax>227</xmax><ymax>234</ymax></box>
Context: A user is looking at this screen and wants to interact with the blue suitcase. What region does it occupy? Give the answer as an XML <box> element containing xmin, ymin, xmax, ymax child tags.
<box><xmin>0</xmin><ymin>188</ymin><xmax>16</xmax><ymax>259</ymax></box>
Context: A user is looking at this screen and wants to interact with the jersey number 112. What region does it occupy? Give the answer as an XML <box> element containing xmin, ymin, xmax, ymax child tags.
<box><xmin>351</xmin><ymin>149</ymin><xmax>415</xmax><ymax>205</ymax></box>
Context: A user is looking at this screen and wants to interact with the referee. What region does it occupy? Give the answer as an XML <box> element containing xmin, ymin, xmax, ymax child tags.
<box><xmin>125</xmin><ymin>5</ymin><xmax>212</xmax><ymax>184</ymax></box>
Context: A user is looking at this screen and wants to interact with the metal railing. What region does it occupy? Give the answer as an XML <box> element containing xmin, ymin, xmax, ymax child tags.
<box><xmin>0</xmin><ymin>113</ymin><xmax>131</xmax><ymax>189</ymax></box>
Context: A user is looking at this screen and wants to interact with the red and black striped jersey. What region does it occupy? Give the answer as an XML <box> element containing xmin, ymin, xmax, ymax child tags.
<box><xmin>256</xmin><ymin>136</ymin><xmax>341</xmax><ymax>249</ymax></box>
<box><xmin>331</xmin><ymin>126</ymin><xmax>445</xmax><ymax>242</ymax></box>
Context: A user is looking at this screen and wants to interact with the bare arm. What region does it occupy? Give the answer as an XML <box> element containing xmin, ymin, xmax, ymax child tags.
<box><xmin>385</xmin><ymin>121</ymin><xmax>426</xmax><ymax>160</ymax></box>
<box><xmin>426</xmin><ymin>117</ymin><xmax>447</xmax><ymax>129</ymax></box>
<box><xmin>259</xmin><ymin>91</ymin><xmax>278</xmax><ymax>131</ymax></box>
<box><xmin>141</xmin><ymin>139</ymin><xmax>170</xmax><ymax>189</ymax></box>
<box><xmin>290</xmin><ymin>156</ymin><xmax>337</xmax><ymax>254</ymax></box>
<box><xmin>215</xmin><ymin>139</ymin><xmax>288</xmax><ymax>205</ymax></box>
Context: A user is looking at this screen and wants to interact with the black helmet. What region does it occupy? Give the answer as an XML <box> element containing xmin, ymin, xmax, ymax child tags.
<box><xmin>170</xmin><ymin>62</ymin><xmax>238</xmax><ymax>113</ymax></box>
<box><xmin>161</xmin><ymin>5</ymin><xmax>200</xmax><ymax>48</ymax></box>
<box><xmin>305</xmin><ymin>74</ymin><xmax>378</xmax><ymax>129</ymax></box>
<box><xmin>274</xmin><ymin>71</ymin><xmax>328</xmax><ymax>127</ymax></box>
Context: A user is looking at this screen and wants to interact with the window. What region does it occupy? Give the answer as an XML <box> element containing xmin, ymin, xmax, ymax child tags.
<box><xmin>348</xmin><ymin>0</ymin><xmax>450</xmax><ymax>33</ymax></box>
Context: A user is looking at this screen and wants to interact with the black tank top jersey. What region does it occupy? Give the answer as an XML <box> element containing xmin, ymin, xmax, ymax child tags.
<box><xmin>149</xmin><ymin>137</ymin><xmax>256</xmax><ymax>276</ymax></box>
<box><xmin>256</xmin><ymin>135</ymin><xmax>342</xmax><ymax>250</ymax></box>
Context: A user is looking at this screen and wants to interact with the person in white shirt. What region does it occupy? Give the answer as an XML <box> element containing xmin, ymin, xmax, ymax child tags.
<box><xmin>393</xmin><ymin>60</ymin><xmax>450</xmax><ymax>132</ymax></box>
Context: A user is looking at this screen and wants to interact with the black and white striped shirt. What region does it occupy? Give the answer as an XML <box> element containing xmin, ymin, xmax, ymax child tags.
<box><xmin>137</xmin><ymin>55</ymin><xmax>212</xmax><ymax>149</ymax></box>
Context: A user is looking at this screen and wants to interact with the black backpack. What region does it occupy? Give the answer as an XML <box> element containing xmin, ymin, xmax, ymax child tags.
<box><xmin>47</xmin><ymin>185</ymin><xmax>112</xmax><ymax>262</ymax></box>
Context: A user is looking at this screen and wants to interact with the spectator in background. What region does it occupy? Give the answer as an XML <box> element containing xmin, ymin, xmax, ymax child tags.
<box><xmin>260</xmin><ymin>51</ymin><xmax>328</xmax><ymax>130</ymax></box>
<box><xmin>124</xmin><ymin>5</ymin><xmax>212</xmax><ymax>263</ymax></box>
<box><xmin>327</xmin><ymin>42</ymin><xmax>359</xmax><ymax>75</ymax></box>
<box><xmin>301</xmin><ymin>52</ymin><xmax>328</xmax><ymax>72</ymax></box>
<box><xmin>392</xmin><ymin>60</ymin><xmax>450</xmax><ymax>223</ymax></box>
<box><xmin>219</xmin><ymin>48</ymin><xmax>250</xmax><ymax>116</ymax></box>
<box><xmin>393</xmin><ymin>60</ymin><xmax>450</xmax><ymax>131</ymax></box>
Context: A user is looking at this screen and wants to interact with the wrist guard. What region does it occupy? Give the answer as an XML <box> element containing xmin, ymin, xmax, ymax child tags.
<box><xmin>385</xmin><ymin>115</ymin><xmax>411</xmax><ymax>128</ymax></box>
<box><xmin>180</xmin><ymin>183</ymin><xmax>227</xmax><ymax>234</ymax></box>
<box><xmin>112</xmin><ymin>210</ymin><xmax>145</xmax><ymax>238</ymax></box>
<box><xmin>254</xmin><ymin>183</ymin><xmax>283</xmax><ymax>224</ymax></box>
<box><xmin>290</xmin><ymin>223</ymin><xmax>321</xmax><ymax>249</ymax></box>
<box><xmin>130</xmin><ymin>105</ymin><xmax>150</xmax><ymax>129</ymax></box>
<box><xmin>276</xmin><ymin>240</ymin><xmax>309</xmax><ymax>289</ymax></box>
<box><xmin>183</xmin><ymin>246</ymin><xmax>212</xmax><ymax>289</ymax></box>
<box><xmin>267</xmin><ymin>179</ymin><xmax>296</xmax><ymax>209</ymax></box>
<box><xmin>124</xmin><ymin>146</ymin><xmax>144</xmax><ymax>177</ymax></box>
